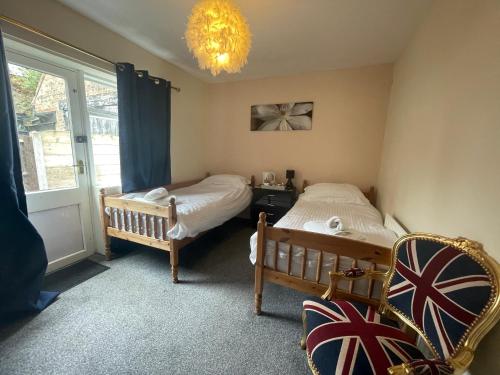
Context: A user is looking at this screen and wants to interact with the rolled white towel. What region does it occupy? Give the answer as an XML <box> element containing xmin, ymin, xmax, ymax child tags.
<box><xmin>144</xmin><ymin>187</ymin><xmax>169</xmax><ymax>201</ymax></box>
<box><xmin>326</xmin><ymin>216</ymin><xmax>344</xmax><ymax>231</ymax></box>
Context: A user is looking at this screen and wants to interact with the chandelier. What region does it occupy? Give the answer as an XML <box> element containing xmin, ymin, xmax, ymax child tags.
<box><xmin>185</xmin><ymin>0</ymin><xmax>251</xmax><ymax>76</ymax></box>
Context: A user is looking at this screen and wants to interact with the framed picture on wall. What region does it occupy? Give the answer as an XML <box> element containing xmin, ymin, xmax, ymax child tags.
<box><xmin>250</xmin><ymin>102</ymin><xmax>313</xmax><ymax>131</ymax></box>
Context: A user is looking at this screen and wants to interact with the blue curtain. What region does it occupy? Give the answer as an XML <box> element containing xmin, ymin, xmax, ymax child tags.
<box><xmin>0</xmin><ymin>30</ymin><xmax>58</xmax><ymax>322</ymax></box>
<box><xmin>116</xmin><ymin>63</ymin><xmax>171</xmax><ymax>193</ymax></box>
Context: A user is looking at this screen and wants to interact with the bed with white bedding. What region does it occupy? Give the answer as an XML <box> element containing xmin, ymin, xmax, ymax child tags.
<box><xmin>100</xmin><ymin>174</ymin><xmax>253</xmax><ymax>283</ymax></box>
<box><xmin>251</xmin><ymin>182</ymin><xmax>398</xmax><ymax>314</ymax></box>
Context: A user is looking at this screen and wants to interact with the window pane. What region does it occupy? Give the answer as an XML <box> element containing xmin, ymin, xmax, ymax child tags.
<box><xmin>84</xmin><ymin>76</ymin><xmax>121</xmax><ymax>187</ymax></box>
<box><xmin>8</xmin><ymin>63</ymin><xmax>77</xmax><ymax>192</ymax></box>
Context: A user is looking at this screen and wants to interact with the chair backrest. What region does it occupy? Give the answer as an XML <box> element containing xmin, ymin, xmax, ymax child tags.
<box><xmin>383</xmin><ymin>233</ymin><xmax>499</xmax><ymax>370</ymax></box>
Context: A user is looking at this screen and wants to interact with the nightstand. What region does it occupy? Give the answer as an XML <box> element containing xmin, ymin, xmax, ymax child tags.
<box><xmin>251</xmin><ymin>187</ymin><xmax>297</xmax><ymax>226</ymax></box>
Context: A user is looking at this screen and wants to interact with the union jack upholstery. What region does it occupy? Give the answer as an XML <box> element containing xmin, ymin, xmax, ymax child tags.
<box><xmin>303</xmin><ymin>297</ymin><xmax>425</xmax><ymax>374</ymax></box>
<box><xmin>386</xmin><ymin>238</ymin><xmax>493</xmax><ymax>359</ymax></box>
<box><xmin>406</xmin><ymin>359</ymin><xmax>453</xmax><ymax>375</ymax></box>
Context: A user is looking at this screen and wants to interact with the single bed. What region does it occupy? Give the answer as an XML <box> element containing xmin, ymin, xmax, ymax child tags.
<box><xmin>100</xmin><ymin>174</ymin><xmax>254</xmax><ymax>283</ymax></box>
<box><xmin>249</xmin><ymin>181</ymin><xmax>401</xmax><ymax>314</ymax></box>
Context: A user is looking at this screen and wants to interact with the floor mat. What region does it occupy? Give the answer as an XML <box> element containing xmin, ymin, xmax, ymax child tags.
<box><xmin>43</xmin><ymin>259</ymin><xmax>109</xmax><ymax>293</ymax></box>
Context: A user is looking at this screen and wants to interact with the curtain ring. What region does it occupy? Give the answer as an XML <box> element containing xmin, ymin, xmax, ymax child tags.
<box><xmin>117</xmin><ymin>63</ymin><xmax>125</xmax><ymax>72</ymax></box>
<box><xmin>137</xmin><ymin>71</ymin><xmax>144</xmax><ymax>78</ymax></box>
<box><xmin>154</xmin><ymin>79</ymin><xmax>160</xmax><ymax>85</ymax></box>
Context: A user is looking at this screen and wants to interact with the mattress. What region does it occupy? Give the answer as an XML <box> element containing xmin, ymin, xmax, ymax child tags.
<box><xmin>109</xmin><ymin>182</ymin><xmax>252</xmax><ymax>240</ymax></box>
<box><xmin>249</xmin><ymin>196</ymin><xmax>398</xmax><ymax>295</ymax></box>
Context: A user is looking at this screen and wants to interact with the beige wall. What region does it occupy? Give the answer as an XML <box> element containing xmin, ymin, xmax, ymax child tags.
<box><xmin>376</xmin><ymin>1</ymin><xmax>500</xmax><ymax>371</ymax></box>
<box><xmin>1</xmin><ymin>0</ymin><xmax>207</xmax><ymax>183</ymax></box>
<box><xmin>203</xmin><ymin>64</ymin><xmax>393</xmax><ymax>189</ymax></box>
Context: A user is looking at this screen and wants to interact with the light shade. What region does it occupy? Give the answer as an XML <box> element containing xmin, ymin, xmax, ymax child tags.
<box><xmin>185</xmin><ymin>0</ymin><xmax>251</xmax><ymax>76</ymax></box>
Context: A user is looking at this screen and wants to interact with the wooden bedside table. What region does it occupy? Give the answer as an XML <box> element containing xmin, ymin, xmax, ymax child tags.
<box><xmin>251</xmin><ymin>187</ymin><xmax>297</xmax><ymax>226</ymax></box>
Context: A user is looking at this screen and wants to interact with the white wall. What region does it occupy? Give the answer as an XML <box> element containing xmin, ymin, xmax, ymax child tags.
<box><xmin>203</xmin><ymin>64</ymin><xmax>393</xmax><ymax>189</ymax></box>
<box><xmin>376</xmin><ymin>0</ymin><xmax>500</xmax><ymax>372</ymax></box>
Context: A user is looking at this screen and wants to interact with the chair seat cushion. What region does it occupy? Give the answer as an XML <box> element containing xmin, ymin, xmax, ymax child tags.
<box><xmin>303</xmin><ymin>297</ymin><xmax>426</xmax><ymax>375</ymax></box>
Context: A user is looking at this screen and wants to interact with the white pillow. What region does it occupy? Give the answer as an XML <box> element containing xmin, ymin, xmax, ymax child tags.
<box><xmin>303</xmin><ymin>183</ymin><xmax>369</xmax><ymax>205</ymax></box>
<box><xmin>200</xmin><ymin>174</ymin><xmax>250</xmax><ymax>187</ymax></box>
<box><xmin>144</xmin><ymin>187</ymin><xmax>169</xmax><ymax>201</ymax></box>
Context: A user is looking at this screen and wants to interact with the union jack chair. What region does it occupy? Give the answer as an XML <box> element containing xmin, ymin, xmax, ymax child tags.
<box><xmin>302</xmin><ymin>233</ymin><xmax>500</xmax><ymax>374</ymax></box>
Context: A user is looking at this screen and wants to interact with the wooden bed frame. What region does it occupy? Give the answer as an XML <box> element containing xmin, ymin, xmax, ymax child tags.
<box><xmin>254</xmin><ymin>180</ymin><xmax>393</xmax><ymax>314</ymax></box>
<box><xmin>99</xmin><ymin>174</ymin><xmax>255</xmax><ymax>283</ymax></box>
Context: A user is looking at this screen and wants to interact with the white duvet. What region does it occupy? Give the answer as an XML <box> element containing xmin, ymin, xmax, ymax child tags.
<box><xmin>113</xmin><ymin>182</ymin><xmax>251</xmax><ymax>240</ymax></box>
<box><xmin>249</xmin><ymin>195</ymin><xmax>398</xmax><ymax>294</ymax></box>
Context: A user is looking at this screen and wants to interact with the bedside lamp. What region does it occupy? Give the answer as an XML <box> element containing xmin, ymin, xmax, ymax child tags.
<box><xmin>285</xmin><ymin>170</ymin><xmax>295</xmax><ymax>190</ymax></box>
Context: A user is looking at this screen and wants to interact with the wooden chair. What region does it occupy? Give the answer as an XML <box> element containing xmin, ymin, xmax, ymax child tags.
<box><xmin>301</xmin><ymin>233</ymin><xmax>500</xmax><ymax>374</ymax></box>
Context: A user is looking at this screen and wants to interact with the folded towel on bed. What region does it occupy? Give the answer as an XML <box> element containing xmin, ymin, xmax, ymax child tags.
<box><xmin>303</xmin><ymin>221</ymin><xmax>366</xmax><ymax>241</ymax></box>
<box><xmin>144</xmin><ymin>187</ymin><xmax>169</xmax><ymax>201</ymax></box>
<box><xmin>326</xmin><ymin>216</ymin><xmax>344</xmax><ymax>231</ymax></box>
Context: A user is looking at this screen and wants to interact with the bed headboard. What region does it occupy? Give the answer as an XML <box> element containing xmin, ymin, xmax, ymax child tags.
<box><xmin>205</xmin><ymin>172</ymin><xmax>255</xmax><ymax>188</ymax></box>
<box><xmin>301</xmin><ymin>179</ymin><xmax>377</xmax><ymax>206</ymax></box>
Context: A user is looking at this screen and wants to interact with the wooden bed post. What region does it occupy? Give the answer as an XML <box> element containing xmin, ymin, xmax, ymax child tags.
<box><xmin>99</xmin><ymin>188</ymin><xmax>112</xmax><ymax>260</ymax></box>
<box><xmin>368</xmin><ymin>186</ymin><xmax>376</xmax><ymax>206</ymax></box>
<box><xmin>168</xmin><ymin>196</ymin><xmax>179</xmax><ymax>283</ymax></box>
<box><xmin>255</xmin><ymin>212</ymin><xmax>267</xmax><ymax>315</ymax></box>
<box><xmin>250</xmin><ymin>175</ymin><xmax>255</xmax><ymax>188</ymax></box>
<box><xmin>302</xmin><ymin>179</ymin><xmax>309</xmax><ymax>193</ymax></box>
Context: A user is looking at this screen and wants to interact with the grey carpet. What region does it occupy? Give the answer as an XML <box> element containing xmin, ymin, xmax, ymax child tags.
<box><xmin>43</xmin><ymin>259</ymin><xmax>109</xmax><ymax>293</ymax></box>
<box><xmin>0</xmin><ymin>220</ymin><xmax>311</xmax><ymax>375</ymax></box>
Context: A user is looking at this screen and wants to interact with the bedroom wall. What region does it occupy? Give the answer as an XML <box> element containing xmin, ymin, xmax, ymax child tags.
<box><xmin>203</xmin><ymin>64</ymin><xmax>393</xmax><ymax>190</ymax></box>
<box><xmin>1</xmin><ymin>0</ymin><xmax>207</xmax><ymax>183</ymax></box>
<box><xmin>376</xmin><ymin>1</ymin><xmax>500</xmax><ymax>371</ymax></box>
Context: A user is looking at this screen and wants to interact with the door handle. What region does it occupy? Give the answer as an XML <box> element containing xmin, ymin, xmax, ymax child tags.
<box><xmin>72</xmin><ymin>160</ymin><xmax>85</xmax><ymax>174</ymax></box>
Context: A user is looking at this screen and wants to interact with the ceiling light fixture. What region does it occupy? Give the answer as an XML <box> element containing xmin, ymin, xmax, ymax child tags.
<box><xmin>185</xmin><ymin>0</ymin><xmax>251</xmax><ymax>76</ymax></box>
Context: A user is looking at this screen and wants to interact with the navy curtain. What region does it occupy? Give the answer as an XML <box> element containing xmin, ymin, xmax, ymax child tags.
<box><xmin>0</xmin><ymin>30</ymin><xmax>58</xmax><ymax>322</ymax></box>
<box><xmin>116</xmin><ymin>63</ymin><xmax>171</xmax><ymax>193</ymax></box>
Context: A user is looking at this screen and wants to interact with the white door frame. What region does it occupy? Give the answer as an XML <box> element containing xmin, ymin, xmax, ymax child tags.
<box><xmin>6</xmin><ymin>50</ymin><xmax>96</xmax><ymax>272</ymax></box>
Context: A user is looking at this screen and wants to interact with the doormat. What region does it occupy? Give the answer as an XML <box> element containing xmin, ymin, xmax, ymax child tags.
<box><xmin>43</xmin><ymin>259</ymin><xmax>109</xmax><ymax>293</ymax></box>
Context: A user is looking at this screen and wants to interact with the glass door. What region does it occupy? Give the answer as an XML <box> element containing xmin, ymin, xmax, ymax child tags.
<box><xmin>7</xmin><ymin>51</ymin><xmax>94</xmax><ymax>272</ymax></box>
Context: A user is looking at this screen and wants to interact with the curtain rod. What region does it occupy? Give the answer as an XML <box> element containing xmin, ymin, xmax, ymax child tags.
<box><xmin>0</xmin><ymin>15</ymin><xmax>181</xmax><ymax>92</ymax></box>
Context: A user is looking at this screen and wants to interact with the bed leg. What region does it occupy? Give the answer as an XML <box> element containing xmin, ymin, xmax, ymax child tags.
<box><xmin>254</xmin><ymin>212</ymin><xmax>266</xmax><ymax>315</ymax></box>
<box><xmin>104</xmin><ymin>240</ymin><xmax>112</xmax><ymax>261</ymax></box>
<box><xmin>170</xmin><ymin>245</ymin><xmax>179</xmax><ymax>283</ymax></box>
<box><xmin>99</xmin><ymin>188</ymin><xmax>112</xmax><ymax>261</ymax></box>
<box><xmin>300</xmin><ymin>310</ymin><xmax>307</xmax><ymax>350</ymax></box>
<box><xmin>254</xmin><ymin>293</ymin><xmax>262</xmax><ymax>315</ymax></box>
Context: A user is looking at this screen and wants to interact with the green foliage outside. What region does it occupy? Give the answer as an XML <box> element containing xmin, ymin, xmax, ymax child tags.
<box><xmin>8</xmin><ymin>64</ymin><xmax>43</xmax><ymax>116</ymax></box>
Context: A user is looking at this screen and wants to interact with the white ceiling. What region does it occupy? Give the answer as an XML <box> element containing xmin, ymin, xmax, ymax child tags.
<box><xmin>58</xmin><ymin>0</ymin><xmax>433</xmax><ymax>83</ymax></box>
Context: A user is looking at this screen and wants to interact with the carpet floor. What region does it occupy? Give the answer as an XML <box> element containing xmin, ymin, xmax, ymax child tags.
<box><xmin>0</xmin><ymin>220</ymin><xmax>311</xmax><ymax>375</ymax></box>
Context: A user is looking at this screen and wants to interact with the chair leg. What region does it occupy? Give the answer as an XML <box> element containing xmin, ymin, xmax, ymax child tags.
<box><xmin>300</xmin><ymin>310</ymin><xmax>307</xmax><ymax>350</ymax></box>
<box><xmin>170</xmin><ymin>246</ymin><xmax>179</xmax><ymax>283</ymax></box>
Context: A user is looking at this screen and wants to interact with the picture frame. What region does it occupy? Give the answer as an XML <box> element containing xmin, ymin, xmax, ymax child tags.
<box><xmin>251</xmin><ymin>102</ymin><xmax>313</xmax><ymax>131</ymax></box>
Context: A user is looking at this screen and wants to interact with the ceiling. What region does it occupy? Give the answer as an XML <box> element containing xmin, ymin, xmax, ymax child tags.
<box><xmin>58</xmin><ymin>0</ymin><xmax>433</xmax><ymax>83</ymax></box>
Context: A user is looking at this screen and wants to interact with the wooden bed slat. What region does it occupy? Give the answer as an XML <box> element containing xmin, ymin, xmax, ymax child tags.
<box><xmin>286</xmin><ymin>243</ymin><xmax>292</xmax><ymax>275</ymax></box>
<box><xmin>161</xmin><ymin>218</ymin><xmax>167</xmax><ymax>240</ymax></box>
<box><xmin>301</xmin><ymin>248</ymin><xmax>308</xmax><ymax>279</ymax></box>
<box><xmin>348</xmin><ymin>259</ymin><xmax>357</xmax><ymax>294</ymax></box>
<box><xmin>367</xmin><ymin>263</ymin><xmax>376</xmax><ymax>298</ymax></box>
<box><xmin>316</xmin><ymin>251</ymin><xmax>323</xmax><ymax>283</ymax></box>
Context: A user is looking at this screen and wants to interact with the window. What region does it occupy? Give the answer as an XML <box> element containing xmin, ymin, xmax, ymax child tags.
<box><xmin>84</xmin><ymin>75</ymin><xmax>121</xmax><ymax>187</ymax></box>
<box><xmin>8</xmin><ymin>63</ymin><xmax>77</xmax><ymax>192</ymax></box>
